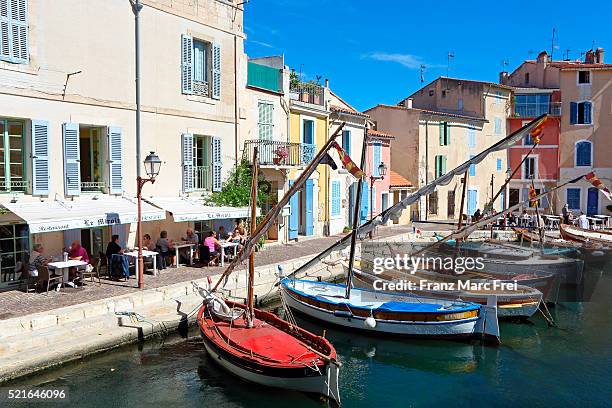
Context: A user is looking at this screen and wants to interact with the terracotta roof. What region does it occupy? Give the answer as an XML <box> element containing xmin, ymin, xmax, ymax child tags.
<box><xmin>521</xmin><ymin>60</ymin><xmax>612</xmax><ymax>70</ymax></box>
<box><xmin>368</xmin><ymin>129</ymin><xmax>394</xmax><ymax>139</ymax></box>
<box><xmin>389</xmin><ymin>171</ymin><xmax>413</xmax><ymax>188</ymax></box>
<box><xmin>330</xmin><ymin>104</ymin><xmax>370</xmax><ymax>118</ymax></box>
<box><xmin>365</xmin><ymin>104</ymin><xmax>486</xmax><ymax>122</ymax></box>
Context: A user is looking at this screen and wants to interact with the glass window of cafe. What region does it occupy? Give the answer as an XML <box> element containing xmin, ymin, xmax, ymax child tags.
<box><xmin>0</xmin><ymin>223</ymin><xmax>29</xmax><ymax>284</ymax></box>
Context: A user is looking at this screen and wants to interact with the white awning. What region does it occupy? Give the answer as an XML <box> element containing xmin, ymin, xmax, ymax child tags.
<box><xmin>146</xmin><ymin>197</ymin><xmax>257</xmax><ymax>222</ymax></box>
<box><xmin>1</xmin><ymin>196</ymin><xmax>166</xmax><ymax>233</ymax></box>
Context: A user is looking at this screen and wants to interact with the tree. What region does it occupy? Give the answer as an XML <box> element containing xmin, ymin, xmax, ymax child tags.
<box><xmin>206</xmin><ymin>160</ymin><xmax>270</xmax><ymax>211</ymax></box>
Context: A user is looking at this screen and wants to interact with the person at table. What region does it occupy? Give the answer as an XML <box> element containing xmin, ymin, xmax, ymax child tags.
<box><xmin>28</xmin><ymin>243</ymin><xmax>50</xmax><ymax>278</ymax></box>
<box><xmin>218</xmin><ymin>225</ymin><xmax>230</xmax><ymax>240</ymax></box>
<box><xmin>204</xmin><ymin>230</ymin><xmax>221</xmax><ymax>266</ymax></box>
<box><xmin>67</xmin><ymin>240</ymin><xmax>89</xmax><ymax>281</ymax></box>
<box><xmin>143</xmin><ymin>234</ymin><xmax>155</xmax><ymax>251</ymax></box>
<box><xmin>156</xmin><ymin>230</ymin><xmax>175</xmax><ymax>269</ymax></box>
<box><xmin>577</xmin><ymin>211</ymin><xmax>590</xmax><ymax>229</ymax></box>
<box><xmin>472</xmin><ymin>209</ymin><xmax>481</xmax><ymax>223</ymax></box>
<box><xmin>562</xmin><ymin>203</ymin><xmax>570</xmax><ymax>224</ymax></box>
<box><xmin>234</xmin><ymin>219</ymin><xmax>247</xmax><ymax>243</ymax></box>
<box><xmin>182</xmin><ymin>228</ymin><xmax>199</xmax><ymax>245</ymax></box>
<box><xmin>106</xmin><ymin>235</ymin><xmax>128</xmax><ymax>280</ymax></box>
<box><xmin>179</xmin><ymin>228</ymin><xmax>198</xmax><ymax>264</ymax></box>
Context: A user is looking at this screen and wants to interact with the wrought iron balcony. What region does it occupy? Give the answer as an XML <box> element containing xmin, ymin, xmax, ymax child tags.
<box><xmin>0</xmin><ymin>180</ymin><xmax>28</xmax><ymax>192</ymax></box>
<box><xmin>81</xmin><ymin>181</ymin><xmax>106</xmax><ymax>193</ymax></box>
<box><xmin>243</xmin><ymin>140</ymin><xmax>316</xmax><ymax>167</ymax></box>
<box><xmin>289</xmin><ymin>81</ymin><xmax>324</xmax><ymax>106</ymax></box>
<box><xmin>194</xmin><ymin>165</ymin><xmax>211</xmax><ymax>191</ymax></box>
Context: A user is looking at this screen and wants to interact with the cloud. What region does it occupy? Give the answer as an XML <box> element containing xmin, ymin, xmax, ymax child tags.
<box><xmin>249</xmin><ymin>40</ymin><xmax>274</xmax><ymax>49</ymax></box>
<box><xmin>365</xmin><ymin>52</ymin><xmax>440</xmax><ymax>70</ymax></box>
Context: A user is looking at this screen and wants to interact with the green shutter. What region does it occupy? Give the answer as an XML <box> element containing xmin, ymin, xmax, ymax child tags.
<box><xmin>439</xmin><ymin>122</ymin><xmax>445</xmax><ymax>145</ymax></box>
<box><xmin>441</xmin><ymin>156</ymin><xmax>447</xmax><ymax>175</ymax></box>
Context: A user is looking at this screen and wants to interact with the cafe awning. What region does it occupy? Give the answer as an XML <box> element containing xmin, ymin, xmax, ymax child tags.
<box><xmin>146</xmin><ymin>197</ymin><xmax>257</xmax><ymax>222</ymax></box>
<box><xmin>1</xmin><ymin>196</ymin><xmax>166</xmax><ymax>233</ymax></box>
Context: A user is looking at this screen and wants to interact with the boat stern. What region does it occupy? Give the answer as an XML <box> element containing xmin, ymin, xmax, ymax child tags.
<box><xmin>473</xmin><ymin>295</ymin><xmax>500</xmax><ymax>346</ymax></box>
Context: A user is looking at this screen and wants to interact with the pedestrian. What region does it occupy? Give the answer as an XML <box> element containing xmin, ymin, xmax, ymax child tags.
<box><xmin>577</xmin><ymin>211</ymin><xmax>589</xmax><ymax>229</ymax></box>
<box><xmin>562</xmin><ymin>203</ymin><xmax>570</xmax><ymax>224</ymax></box>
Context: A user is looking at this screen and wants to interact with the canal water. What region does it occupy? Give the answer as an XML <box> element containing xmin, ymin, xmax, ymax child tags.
<box><xmin>5</xmin><ymin>265</ymin><xmax>611</xmax><ymax>408</ymax></box>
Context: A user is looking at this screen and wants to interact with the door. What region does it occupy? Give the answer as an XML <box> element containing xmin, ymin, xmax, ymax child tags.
<box><xmin>302</xmin><ymin>119</ymin><xmax>314</xmax><ymax>145</ymax></box>
<box><xmin>288</xmin><ymin>180</ymin><xmax>298</xmax><ymax>240</ymax></box>
<box><xmin>348</xmin><ymin>183</ymin><xmax>356</xmax><ymax>226</ymax></box>
<box><xmin>304</xmin><ymin>179</ymin><xmax>314</xmax><ymax>236</ymax></box>
<box><xmin>587</xmin><ymin>187</ymin><xmax>598</xmax><ymax>216</ymax></box>
<box><xmin>467</xmin><ymin>189</ymin><xmax>478</xmax><ymax>216</ymax></box>
<box><xmin>381</xmin><ymin>192</ymin><xmax>388</xmax><ymax>212</ymax></box>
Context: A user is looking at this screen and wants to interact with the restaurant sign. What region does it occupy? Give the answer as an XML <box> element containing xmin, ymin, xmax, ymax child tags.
<box><xmin>30</xmin><ymin>212</ymin><xmax>166</xmax><ymax>233</ymax></box>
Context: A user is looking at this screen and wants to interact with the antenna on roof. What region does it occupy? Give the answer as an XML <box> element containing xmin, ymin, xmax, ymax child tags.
<box><xmin>420</xmin><ymin>64</ymin><xmax>426</xmax><ymax>86</ymax></box>
<box><xmin>564</xmin><ymin>49</ymin><xmax>571</xmax><ymax>61</ymax></box>
<box><xmin>446</xmin><ymin>51</ymin><xmax>454</xmax><ymax>78</ymax></box>
<box><xmin>502</xmin><ymin>60</ymin><xmax>508</xmax><ymax>71</ymax></box>
<box><xmin>550</xmin><ymin>28</ymin><xmax>556</xmax><ymax>60</ymax></box>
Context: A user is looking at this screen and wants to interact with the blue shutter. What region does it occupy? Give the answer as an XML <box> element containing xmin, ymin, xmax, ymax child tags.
<box><xmin>181</xmin><ymin>133</ymin><xmax>194</xmax><ymax>193</ymax></box>
<box><xmin>496</xmin><ymin>158</ymin><xmax>502</xmax><ymax>171</ymax></box>
<box><xmin>467</xmin><ymin>189</ymin><xmax>477</xmax><ymax>215</ymax></box>
<box><xmin>212</xmin><ymin>42</ymin><xmax>221</xmax><ymax>100</ymax></box>
<box><xmin>31</xmin><ymin>120</ymin><xmax>49</xmax><ymax>196</ymax></box>
<box><xmin>469</xmin><ymin>154</ymin><xmax>476</xmax><ymax>177</ymax></box>
<box><xmin>211</xmin><ymin>136</ymin><xmax>222</xmax><ymax>192</ymax></box>
<box><xmin>500</xmin><ymin>190</ymin><xmax>506</xmax><ymax>211</ymax></box>
<box><xmin>360</xmin><ymin>180</ymin><xmax>369</xmax><ymax>224</ymax></box>
<box><xmin>107</xmin><ymin>127</ymin><xmax>123</xmax><ymax>194</ymax></box>
<box><xmin>342</xmin><ymin>130</ymin><xmax>351</xmax><ymax>157</ymax></box>
<box><xmin>567</xmin><ymin>188</ymin><xmax>581</xmax><ymax>210</ymax></box>
<box><xmin>576</xmin><ymin>141</ymin><xmax>591</xmax><ymax>166</ymax></box>
<box><xmin>331</xmin><ymin>181</ymin><xmax>341</xmax><ymax>216</ymax></box>
<box><xmin>372</xmin><ymin>142</ymin><xmax>381</xmax><ymax>177</ymax></box>
<box><xmin>468</xmin><ymin>128</ymin><xmax>476</xmax><ymax>148</ymax></box>
<box><xmin>181</xmin><ymin>34</ymin><xmax>193</xmax><ymax>94</ymax></box>
<box><xmin>305</xmin><ymin>179</ymin><xmax>314</xmax><ymax>236</ymax></box>
<box><xmin>570</xmin><ymin>102</ymin><xmax>578</xmax><ymax>124</ymax></box>
<box><xmin>288</xmin><ymin>180</ymin><xmax>298</xmax><ymax>239</ymax></box>
<box><xmin>62</xmin><ymin>123</ymin><xmax>80</xmax><ymax>196</ymax></box>
<box><xmin>0</xmin><ymin>0</ymin><xmax>28</xmax><ymax>64</ymax></box>
<box><xmin>584</xmin><ymin>102</ymin><xmax>592</xmax><ymax>124</ymax></box>
<box><xmin>495</xmin><ymin>118</ymin><xmax>501</xmax><ymax>135</ymax></box>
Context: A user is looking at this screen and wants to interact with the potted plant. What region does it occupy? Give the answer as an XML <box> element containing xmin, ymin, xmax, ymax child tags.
<box><xmin>273</xmin><ymin>146</ymin><xmax>289</xmax><ymax>165</ymax></box>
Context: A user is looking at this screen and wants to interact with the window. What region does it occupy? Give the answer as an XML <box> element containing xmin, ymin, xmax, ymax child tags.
<box><xmin>371</xmin><ymin>186</ymin><xmax>376</xmax><ymax>212</ymax></box>
<box><xmin>509</xmin><ymin>188</ymin><xmax>520</xmax><ymax>206</ymax></box>
<box><xmin>523</xmin><ymin>157</ymin><xmax>536</xmax><ymax>179</ymax></box>
<box><xmin>0</xmin><ymin>119</ymin><xmax>25</xmax><ymax>192</ymax></box>
<box><xmin>576</xmin><ymin>141</ymin><xmax>592</xmax><ymax>167</ymax></box>
<box><xmin>435</xmin><ymin>155</ymin><xmax>447</xmax><ymax>178</ymax></box>
<box><xmin>331</xmin><ymin>181</ymin><xmax>341</xmax><ymax>216</ymax></box>
<box><xmin>447</xmin><ymin>190</ymin><xmax>455</xmax><ymax>218</ymax></box>
<box><xmin>467</xmin><ymin>127</ymin><xmax>476</xmax><ymax>148</ymax></box>
<box><xmin>381</xmin><ymin>192</ymin><xmax>388</xmax><ymax>211</ymax></box>
<box><xmin>79</xmin><ymin>126</ymin><xmax>105</xmax><ymax>192</ymax></box>
<box><xmin>570</xmin><ymin>101</ymin><xmax>592</xmax><ymax>125</ymax></box>
<box><xmin>469</xmin><ymin>154</ymin><xmax>476</xmax><ymax>177</ymax></box>
<box><xmin>193</xmin><ymin>135</ymin><xmax>212</xmax><ymax>190</ymax></box>
<box><xmin>494</xmin><ymin>118</ymin><xmax>502</xmax><ymax>135</ymax></box>
<box><xmin>496</xmin><ymin>158</ymin><xmax>503</xmax><ymax>171</ymax></box>
<box><xmin>578</xmin><ymin>71</ymin><xmax>591</xmax><ymax>84</ymax></box>
<box><xmin>428</xmin><ymin>191</ymin><xmax>438</xmax><ymax>215</ymax></box>
<box><xmin>567</xmin><ymin>188</ymin><xmax>581</xmax><ymax>210</ymax></box>
<box><xmin>494</xmin><ymin>90</ymin><xmax>502</xmax><ymax>104</ymax></box>
<box><xmin>0</xmin><ymin>223</ymin><xmax>29</xmax><ymax>284</ymax></box>
<box><xmin>342</xmin><ymin>130</ymin><xmax>351</xmax><ymax>157</ymax></box>
<box><xmin>257</xmin><ymin>101</ymin><xmax>274</xmax><ymax>140</ymax></box>
<box><xmin>525</xmin><ymin>72</ymin><xmax>530</xmax><ymax>85</ymax></box>
<box><xmin>181</xmin><ymin>35</ymin><xmax>220</xmax><ymax>99</ymax></box>
<box><xmin>372</xmin><ymin>142</ymin><xmax>382</xmax><ymax>177</ymax></box>
<box><xmin>439</xmin><ymin>122</ymin><xmax>450</xmax><ymax>146</ymax></box>
<box><xmin>441</xmin><ymin>90</ymin><xmax>447</xmax><ymax>98</ymax></box>
<box><xmin>429</xmin><ymin>89</ymin><xmax>434</xmax><ymax>96</ymax></box>
<box><xmin>0</xmin><ymin>0</ymin><xmax>29</xmax><ymax>64</ymax></box>
<box><xmin>302</xmin><ymin>119</ymin><xmax>314</xmax><ymax>144</ymax></box>
<box><xmin>514</xmin><ymin>94</ymin><xmax>550</xmax><ymax>117</ymax></box>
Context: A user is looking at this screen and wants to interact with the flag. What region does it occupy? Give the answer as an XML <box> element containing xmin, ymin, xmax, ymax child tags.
<box><xmin>585</xmin><ymin>171</ymin><xmax>612</xmax><ymax>201</ymax></box>
<box><xmin>529</xmin><ymin>117</ymin><xmax>547</xmax><ymax>144</ymax></box>
<box><xmin>319</xmin><ymin>152</ymin><xmax>338</xmax><ymax>170</ymax></box>
<box><xmin>529</xmin><ymin>184</ymin><xmax>539</xmax><ymax>207</ymax></box>
<box><xmin>332</xmin><ymin>141</ymin><xmax>365</xmax><ymax>179</ymax></box>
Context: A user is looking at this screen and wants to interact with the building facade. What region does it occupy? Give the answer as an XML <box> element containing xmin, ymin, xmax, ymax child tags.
<box><xmin>0</xmin><ymin>0</ymin><xmax>245</xmax><ymax>289</ymax></box>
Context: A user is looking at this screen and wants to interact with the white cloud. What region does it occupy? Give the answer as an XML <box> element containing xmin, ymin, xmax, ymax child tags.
<box><xmin>366</xmin><ymin>52</ymin><xmax>440</xmax><ymax>69</ymax></box>
<box><xmin>250</xmin><ymin>40</ymin><xmax>274</xmax><ymax>49</ymax></box>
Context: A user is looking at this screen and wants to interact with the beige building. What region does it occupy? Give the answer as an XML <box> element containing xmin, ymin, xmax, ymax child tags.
<box><xmin>366</xmin><ymin>77</ymin><xmax>511</xmax><ymax>221</ymax></box>
<box><xmin>0</xmin><ymin>0</ymin><xmax>246</xmax><ymax>289</ymax></box>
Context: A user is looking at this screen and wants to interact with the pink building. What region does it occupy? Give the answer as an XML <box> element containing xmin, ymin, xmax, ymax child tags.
<box><xmin>365</xmin><ymin>129</ymin><xmax>393</xmax><ymax>218</ymax></box>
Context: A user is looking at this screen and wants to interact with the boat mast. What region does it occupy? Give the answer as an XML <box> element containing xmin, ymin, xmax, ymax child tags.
<box><xmin>530</xmin><ymin>176</ymin><xmax>544</xmax><ymax>246</ymax></box>
<box><xmin>246</xmin><ymin>148</ymin><xmax>259</xmax><ymax>328</ymax></box>
<box><xmin>345</xmin><ymin>127</ymin><xmax>369</xmax><ymax>299</ymax></box>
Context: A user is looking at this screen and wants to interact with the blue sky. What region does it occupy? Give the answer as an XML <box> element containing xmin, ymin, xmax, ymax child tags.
<box><xmin>244</xmin><ymin>0</ymin><xmax>612</xmax><ymax>111</ymax></box>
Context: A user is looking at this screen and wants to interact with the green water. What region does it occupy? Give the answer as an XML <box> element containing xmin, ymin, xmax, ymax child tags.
<box><xmin>5</xmin><ymin>266</ymin><xmax>611</xmax><ymax>408</ymax></box>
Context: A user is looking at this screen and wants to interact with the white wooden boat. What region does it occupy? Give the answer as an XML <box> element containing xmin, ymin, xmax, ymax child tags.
<box><xmin>560</xmin><ymin>224</ymin><xmax>612</xmax><ymax>246</ymax></box>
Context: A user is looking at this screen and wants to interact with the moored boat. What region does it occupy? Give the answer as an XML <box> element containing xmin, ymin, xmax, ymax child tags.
<box><xmin>560</xmin><ymin>224</ymin><xmax>612</xmax><ymax>246</ymax></box>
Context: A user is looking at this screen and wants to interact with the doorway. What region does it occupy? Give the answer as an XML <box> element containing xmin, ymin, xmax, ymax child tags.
<box><xmin>467</xmin><ymin>189</ymin><xmax>478</xmax><ymax>216</ymax></box>
<box><xmin>587</xmin><ymin>188</ymin><xmax>599</xmax><ymax>216</ymax></box>
<box><xmin>79</xmin><ymin>126</ymin><xmax>106</xmax><ymax>192</ymax></box>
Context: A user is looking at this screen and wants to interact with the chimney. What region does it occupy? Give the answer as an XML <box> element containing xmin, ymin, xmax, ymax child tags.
<box><xmin>595</xmin><ymin>47</ymin><xmax>605</xmax><ymax>64</ymax></box>
<box><xmin>585</xmin><ymin>50</ymin><xmax>595</xmax><ymax>64</ymax></box>
<box><xmin>536</xmin><ymin>51</ymin><xmax>549</xmax><ymax>65</ymax></box>
<box><xmin>324</xmin><ymin>78</ymin><xmax>329</xmax><ymax>88</ymax></box>
<box><xmin>499</xmin><ymin>71</ymin><xmax>509</xmax><ymax>85</ymax></box>
<box><xmin>405</xmin><ymin>98</ymin><xmax>413</xmax><ymax>109</ymax></box>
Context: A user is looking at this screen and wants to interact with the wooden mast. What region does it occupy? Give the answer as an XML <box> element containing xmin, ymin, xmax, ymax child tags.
<box><xmin>246</xmin><ymin>148</ymin><xmax>258</xmax><ymax>328</ymax></box>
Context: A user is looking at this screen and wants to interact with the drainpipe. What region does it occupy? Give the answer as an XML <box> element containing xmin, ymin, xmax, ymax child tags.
<box><xmin>424</xmin><ymin>118</ymin><xmax>429</xmax><ymax>220</ymax></box>
<box><xmin>234</xmin><ymin>34</ymin><xmax>239</xmax><ymax>171</ymax></box>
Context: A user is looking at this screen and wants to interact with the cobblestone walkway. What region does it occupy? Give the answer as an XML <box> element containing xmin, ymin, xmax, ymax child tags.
<box><xmin>0</xmin><ymin>225</ymin><xmax>413</xmax><ymax>320</ymax></box>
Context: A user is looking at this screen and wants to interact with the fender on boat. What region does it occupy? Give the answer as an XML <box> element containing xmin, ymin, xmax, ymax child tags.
<box><xmin>474</xmin><ymin>295</ymin><xmax>500</xmax><ymax>346</ymax></box>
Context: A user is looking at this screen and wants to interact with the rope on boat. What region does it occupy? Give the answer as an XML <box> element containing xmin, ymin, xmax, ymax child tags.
<box><xmin>538</xmin><ymin>300</ymin><xmax>556</xmax><ymax>327</ymax></box>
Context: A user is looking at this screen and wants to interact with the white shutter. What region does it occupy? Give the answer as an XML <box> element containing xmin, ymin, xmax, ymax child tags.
<box><xmin>62</xmin><ymin>122</ymin><xmax>80</xmax><ymax>196</ymax></box>
<box><xmin>212</xmin><ymin>42</ymin><xmax>221</xmax><ymax>100</ymax></box>
<box><xmin>0</xmin><ymin>0</ymin><xmax>28</xmax><ymax>63</ymax></box>
<box><xmin>211</xmin><ymin>136</ymin><xmax>222</xmax><ymax>192</ymax></box>
<box><xmin>31</xmin><ymin>120</ymin><xmax>49</xmax><ymax>196</ymax></box>
<box><xmin>107</xmin><ymin>126</ymin><xmax>123</xmax><ymax>194</ymax></box>
<box><xmin>181</xmin><ymin>34</ymin><xmax>193</xmax><ymax>94</ymax></box>
<box><xmin>181</xmin><ymin>133</ymin><xmax>194</xmax><ymax>193</ymax></box>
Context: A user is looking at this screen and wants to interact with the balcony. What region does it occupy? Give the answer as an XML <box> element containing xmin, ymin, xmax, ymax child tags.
<box><xmin>194</xmin><ymin>165</ymin><xmax>211</xmax><ymax>191</ymax></box>
<box><xmin>81</xmin><ymin>181</ymin><xmax>106</xmax><ymax>193</ymax></box>
<box><xmin>513</xmin><ymin>102</ymin><xmax>562</xmax><ymax>118</ymax></box>
<box><xmin>243</xmin><ymin>140</ymin><xmax>316</xmax><ymax>167</ymax></box>
<box><xmin>289</xmin><ymin>81</ymin><xmax>324</xmax><ymax>106</ymax></box>
<box><xmin>0</xmin><ymin>180</ymin><xmax>28</xmax><ymax>193</ymax></box>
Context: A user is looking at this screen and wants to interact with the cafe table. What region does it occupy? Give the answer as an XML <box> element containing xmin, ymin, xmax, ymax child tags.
<box><xmin>173</xmin><ymin>242</ymin><xmax>195</xmax><ymax>267</ymax></box>
<box><xmin>219</xmin><ymin>241</ymin><xmax>239</xmax><ymax>267</ymax></box>
<box><xmin>124</xmin><ymin>250</ymin><xmax>159</xmax><ymax>277</ymax></box>
<box><xmin>48</xmin><ymin>259</ymin><xmax>88</xmax><ymax>289</ymax></box>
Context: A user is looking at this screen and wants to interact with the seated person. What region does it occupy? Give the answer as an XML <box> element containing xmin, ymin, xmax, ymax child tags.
<box><xmin>68</xmin><ymin>240</ymin><xmax>89</xmax><ymax>281</ymax></box>
<box><xmin>156</xmin><ymin>230</ymin><xmax>175</xmax><ymax>269</ymax></box>
<box><xmin>106</xmin><ymin>235</ymin><xmax>126</xmax><ymax>279</ymax></box>
<box><xmin>203</xmin><ymin>231</ymin><xmax>221</xmax><ymax>266</ymax></box>
<box><xmin>217</xmin><ymin>225</ymin><xmax>230</xmax><ymax>240</ymax></box>
<box><xmin>179</xmin><ymin>228</ymin><xmax>198</xmax><ymax>264</ymax></box>
<box><xmin>28</xmin><ymin>243</ymin><xmax>50</xmax><ymax>278</ymax></box>
<box><xmin>234</xmin><ymin>219</ymin><xmax>247</xmax><ymax>244</ymax></box>
<box><xmin>143</xmin><ymin>233</ymin><xmax>163</xmax><ymax>273</ymax></box>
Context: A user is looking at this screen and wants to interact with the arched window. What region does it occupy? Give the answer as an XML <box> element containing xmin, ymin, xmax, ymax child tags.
<box><xmin>576</xmin><ymin>141</ymin><xmax>592</xmax><ymax>167</ymax></box>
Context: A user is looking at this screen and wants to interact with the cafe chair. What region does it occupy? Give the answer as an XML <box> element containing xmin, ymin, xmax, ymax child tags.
<box><xmin>37</xmin><ymin>265</ymin><xmax>63</xmax><ymax>295</ymax></box>
<box><xmin>76</xmin><ymin>257</ymin><xmax>101</xmax><ymax>286</ymax></box>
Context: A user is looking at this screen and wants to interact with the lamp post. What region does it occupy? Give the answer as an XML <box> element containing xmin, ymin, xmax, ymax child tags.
<box><xmin>136</xmin><ymin>151</ymin><xmax>162</xmax><ymax>289</ymax></box>
<box><xmin>369</xmin><ymin>161</ymin><xmax>387</xmax><ymax>225</ymax></box>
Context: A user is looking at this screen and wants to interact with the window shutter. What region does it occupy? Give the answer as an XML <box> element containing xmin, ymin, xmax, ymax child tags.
<box><xmin>434</xmin><ymin>155</ymin><xmax>440</xmax><ymax>178</ymax></box>
<box><xmin>331</xmin><ymin>181</ymin><xmax>340</xmax><ymax>216</ymax></box>
<box><xmin>372</xmin><ymin>142</ymin><xmax>381</xmax><ymax>177</ymax></box>
<box><xmin>181</xmin><ymin>133</ymin><xmax>194</xmax><ymax>193</ymax></box>
<box><xmin>439</xmin><ymin>122</ymin><xmax>445</xmax><ymax>145</ymax></box>
<box><xmin>342</xmin><ymin>130</ymin><xmax>351</xmax><ymax>157</ymax></box>
<box><xmin>31</xmin><ymin>119</ymin><xmax>49</xmax><ymax>196</ymax></box>
<box><xmin>107</xmin><ymin>127</ymin><xmax>123</xmax><ymax>194</ymax></box>
<box><xmin>569</xmin><ymin>102</ymin><xmax>577</xmax><ymax>124</ymax></box>
<box><xmin>0</xmin><ymin>0</ymin><xmax>28</xmax><ymax>63</ymax></box>
<box><xmin>468</xmin><ymin>128</ymin><xmax>476</xmax><ymax>148</ymax></box>
<box><xmin>0</xmin><ymin>2</ymin><xmax>11</xmax><ymax>60</ymax></box>
<box><xmin>469</xmin><ymin>154</ymin><xmax>476</xmax><ymax>177</ymax></box>
<box><xmin>584</xmin><ymin>102</ymin><xmax>592</xmax><ymax>124</ymax></box>
<box><xmin>62</xmin><ymin>123</ymin><xmax>80</xmax><ymax>196</ymax></box>
<box><xmin>181</xmin><ymin>34</ymin><xmax>193</xmax><ymax>94</ymax></box>
<box><xmin>211</xmin><ymin>136</ymin><xmax>222</xmax><ymax>191</ymax></box>
<box><xmin>212</xmin><ymin>42</ymin><xmax>221</xmax><ymax>100</ymax></box>
<box><xmin>441</xmin><ymin>156</ymin><xmax>447</xmax><ymax>175</ymax></box>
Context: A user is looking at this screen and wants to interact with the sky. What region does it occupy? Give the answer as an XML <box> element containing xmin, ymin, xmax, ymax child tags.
<box><xmin>244</xmin><ymin>0</ymin><xmax>612</xmax><ymax>111</ymax></box>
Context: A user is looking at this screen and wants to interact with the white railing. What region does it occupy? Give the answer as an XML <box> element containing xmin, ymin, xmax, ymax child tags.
<box><xmin>81</xmin><ymin>181</ymin><xmax>106</xmax><ymax>192</ymax></box>
<box><xmin>0</xmin><ymin>180</ymin><xmax>28</xmax><ymax>192</ymax></box>
<box><xmin>194</xmin><ymin>165</ymin><xmax>211</xmax><ymax>190</ymax></box>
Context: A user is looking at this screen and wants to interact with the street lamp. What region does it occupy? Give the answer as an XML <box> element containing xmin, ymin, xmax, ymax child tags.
<box><xmin>136</xmin><ymin>151</ymin><xmax>162</xmax><ymax>289</ymax></box>
<box><xmin>370</xmin><ymin>161</ymin><xmax>388</xmax><ymax>223</ymax></box>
